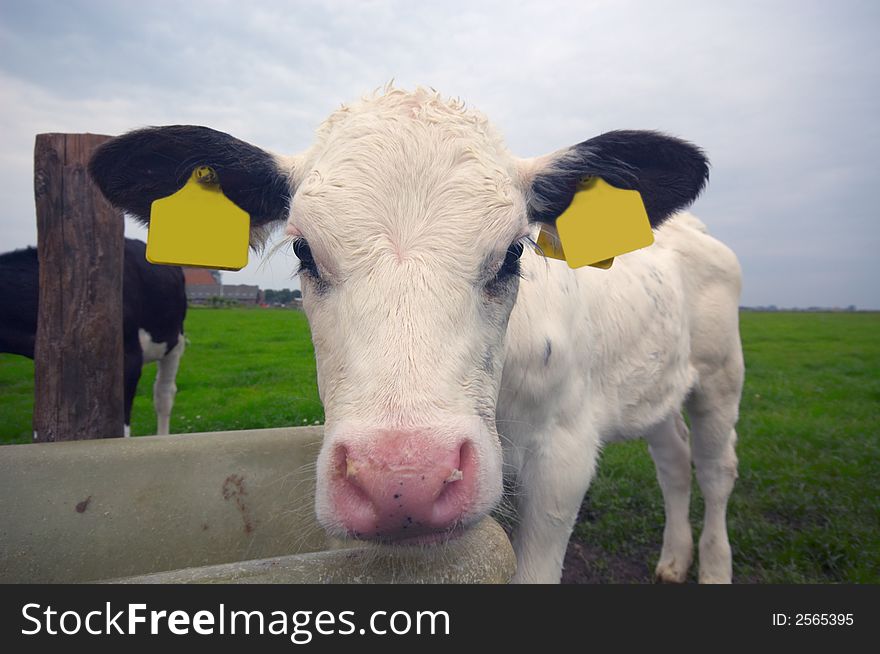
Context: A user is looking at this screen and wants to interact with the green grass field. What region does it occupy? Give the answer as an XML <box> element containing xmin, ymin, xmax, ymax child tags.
<box><xmin>0</xmin><ymin>307</ymin><xmax>324</xmax><ymax>441</ymax></box>
<box><xmin>1</xmin><ymin>310</ymin><xmax>877</xmax><ymax>583</ymax></box>
<box><xmin>568</xmin><ymin>312</ymin><xmax>880</xmax><ymax>583</ymax></box>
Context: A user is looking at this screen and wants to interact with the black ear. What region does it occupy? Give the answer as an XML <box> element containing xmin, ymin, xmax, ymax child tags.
<box><xmin>529</xmin><ymin>130</ymin><xmax>709</xmax><ymax>228</ymax></box>
<box><xmin>88</xmin><ymin>125</ymin><xmax>291</xmax><ymax>228</ymax></box>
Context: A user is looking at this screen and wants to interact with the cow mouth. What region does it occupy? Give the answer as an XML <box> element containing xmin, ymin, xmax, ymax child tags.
<box><xmin>350</xmin><ymin>524</ymin><xmax>468</xmax><ymax>547</ymax></box>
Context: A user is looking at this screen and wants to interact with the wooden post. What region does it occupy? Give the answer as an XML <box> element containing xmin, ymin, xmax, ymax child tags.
<box><xmin>33</xmin><ymin>133</ymin><xmax>124</xmax><ymax>441</ymax></box>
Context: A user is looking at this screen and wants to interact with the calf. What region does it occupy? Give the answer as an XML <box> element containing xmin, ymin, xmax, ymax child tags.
<box><xmin>89</xmin><ymin>88</ymin><xmax>743</xmax><ymax>583</ymax></box>
<box><xmin>0</xmin><ymin>238</ymin><xmax>186</xmax><ymax>436</ymax></box>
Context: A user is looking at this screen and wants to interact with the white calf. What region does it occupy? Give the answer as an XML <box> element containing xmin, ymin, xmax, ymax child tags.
<box><xmin>502</xmin><ymin>212</ymin><xmax>742</xmax><ymax>582</ymax></box>
<box><xmin>89</xmin><ymin>87</ymin><xmax>743</xmax><ymax>583</ymax></box>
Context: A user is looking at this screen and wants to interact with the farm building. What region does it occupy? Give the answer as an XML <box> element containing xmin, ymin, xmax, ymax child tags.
<box><xmin>183</xmin><ymin>267</ymin><xmax>262</xmax><ymax>305</ymax></box>
<box><xmin>221</xmin><ymin>284</ymin><xmax>263</xmax><ymax>305</ymax></box>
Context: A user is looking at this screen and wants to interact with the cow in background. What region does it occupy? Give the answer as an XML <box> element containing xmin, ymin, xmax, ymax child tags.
<box><xmin>0</xmin><ymin>238</ymin><xmax>186</xmax><ymax>436</ymax></box>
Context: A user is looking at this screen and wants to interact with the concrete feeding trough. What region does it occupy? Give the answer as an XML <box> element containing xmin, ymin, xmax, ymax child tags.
<box><xmin>0</xmin><ymin>426</ymin><xmax>515</xmax><ymax>583</ymax></box>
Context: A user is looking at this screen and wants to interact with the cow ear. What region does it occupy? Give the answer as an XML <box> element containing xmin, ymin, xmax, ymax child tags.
<box><xmin>88</xmin><ymin>125</ymin><xmax>293</xmax><ymax>230</ymax></box>
<box><xmin>526</xmin><ymin>130</ymin><xmax>709</xmax><ymax>229</ymax></box>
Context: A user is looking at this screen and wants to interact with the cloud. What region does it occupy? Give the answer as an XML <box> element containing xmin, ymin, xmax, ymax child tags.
<box><xmin>1</xmin><ymin>0</ymin><xmax>877</xmax><ymax>306</ymax></box>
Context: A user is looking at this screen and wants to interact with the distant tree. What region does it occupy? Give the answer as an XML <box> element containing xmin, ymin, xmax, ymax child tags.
<box><xmin>264</xmin><ymin>288</ymin><xmax>294</xmax><ymax>305</ymax></box>
<box><xmin>292</xmin><ymin>289</ymin><xmax>302</xmax><ymax>300</ymax></box>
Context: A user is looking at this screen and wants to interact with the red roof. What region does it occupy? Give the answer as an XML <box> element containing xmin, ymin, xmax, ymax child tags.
<box><xmin>183</xmin><ymin>268</ymin><xmax>219</xmax><ymax>286</ymax></box>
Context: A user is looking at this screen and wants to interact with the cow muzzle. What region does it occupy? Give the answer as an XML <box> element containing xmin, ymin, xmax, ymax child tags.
<box><xmin>325</xmin><ymin>430</ymin><xmax>479</xmax><ymax>542</ymax></box>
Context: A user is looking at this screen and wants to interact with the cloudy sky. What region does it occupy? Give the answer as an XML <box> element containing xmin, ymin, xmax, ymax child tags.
<box><xmin>1</xmin><ymin>0</ymin><xmax>877</xmax><ymax>307</ymax></box>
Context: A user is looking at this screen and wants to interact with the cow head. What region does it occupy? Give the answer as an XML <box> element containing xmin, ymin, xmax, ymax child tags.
<box><xmin>90</xmin><ymin>87</ymin><xmax>708</xmax><ymax>543</ymax></box>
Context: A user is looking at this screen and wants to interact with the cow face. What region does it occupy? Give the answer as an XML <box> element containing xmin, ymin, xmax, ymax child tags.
<box><xmin>90</xmin><ymin>87</ymin><xmax>708</xmax><ymax>544</ymax></box>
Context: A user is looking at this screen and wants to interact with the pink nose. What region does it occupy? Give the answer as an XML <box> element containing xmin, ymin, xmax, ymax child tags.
<box><xmin>329</xmin><ymin>431</ymin><xmax>478</xmax><ymax>541</ymax></box>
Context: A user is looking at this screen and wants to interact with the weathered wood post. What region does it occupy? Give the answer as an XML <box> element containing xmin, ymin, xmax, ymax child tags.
<box><xmin>33</xmin><ymin>133</ymin><xmax>124</xmax><ymax>441</ymax></box>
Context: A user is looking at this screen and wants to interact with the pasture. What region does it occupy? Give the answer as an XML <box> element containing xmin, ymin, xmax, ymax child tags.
<box><xmin>0</xmin><ymin>309</ymin><xmax>877</xmax><ymax>583</ymax></box>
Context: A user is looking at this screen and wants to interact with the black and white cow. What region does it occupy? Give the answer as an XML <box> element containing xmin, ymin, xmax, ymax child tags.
<box><xmin>0</xmin><ymin>238</ymin><xmax>187</xmax><ymax>436</ymax></box>
<box><xmin>89</xmin><ymin>87</ymin><xmax>743</xmax><ymax>583</ymax></box>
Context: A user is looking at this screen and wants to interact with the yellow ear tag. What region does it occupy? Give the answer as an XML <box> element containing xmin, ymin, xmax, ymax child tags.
<box><xmin>536</xmin><ymin>223</ymin><xmax>615</xmax><ymax>269</ymax></box>
<box><xmin>536</xmin><ymin>223</ymin><xmax>566</xmax><ymax>260</ymax></box>
<box><xmin>536</xmin><ymin>177</ymin><xmax>654</xmax><ymax>270</ymax></box>
<box><xmin>146</xmin><ymin>166</ymin><xmax>250</xmax><ymax>271</ymax></box>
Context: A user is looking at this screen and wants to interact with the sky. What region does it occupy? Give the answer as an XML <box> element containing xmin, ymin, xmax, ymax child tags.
<box><xmin>0</xmin><ymin>0</ymin><xmax>877</xmax><ymax>308</ymax></box>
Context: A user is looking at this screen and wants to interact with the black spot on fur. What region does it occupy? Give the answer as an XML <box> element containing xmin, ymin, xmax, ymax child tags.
<box><xmin>529</xmin><ymin>130</ymin><xmax>709</xmax><ymax>229</ymax></box>
<box><xmin>544</xmin><ymin>339</ymin><xmax>552</xmax><ymax>366</ymax></box>
<box><xmin>481</xmin><ymin>350</ymin><xmax>495</xmax><ymax>375</ymax></box>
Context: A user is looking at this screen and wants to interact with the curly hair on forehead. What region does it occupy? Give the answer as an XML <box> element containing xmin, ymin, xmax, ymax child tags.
<box><xmin>314</xmin><ymin>85</ymin><xmax>506</xmax><ymax>151</ymax></box>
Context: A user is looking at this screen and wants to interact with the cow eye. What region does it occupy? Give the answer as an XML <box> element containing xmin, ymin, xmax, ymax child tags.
<box><xmin>485</xmin><ymin>240</ymin><xmax>525</xmax><ymax>296</ymax></box>
<box><xmin>293</xmin><ymin>238</ymin><xmax>318</xmax><ymax>277</ymax></box>
<box><xmin>498</xmin><ymin>241</ymin><xmax>524</xmax><ymax>278</ymax></box>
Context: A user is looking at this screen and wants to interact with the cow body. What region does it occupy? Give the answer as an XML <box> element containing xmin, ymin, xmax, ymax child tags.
<box><xmin>88</xmin><ymin>87</ymin><xmax>743</xmax><ymax>583</ymax></box>
<box><xmin>500</xmin><ymin>213</ymin><xmax>742</xmax><ymax>582</ymax></box>
<box><xmin>0</xmin><ymin>238</ymin><xmax>187</xmax><ymax>436</ymax></box>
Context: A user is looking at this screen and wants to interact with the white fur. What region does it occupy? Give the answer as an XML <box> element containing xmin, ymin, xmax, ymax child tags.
<box><xmin>138</xmin><ymin>328</ymin><xmax>167</xmax><ymax>364</ymax></box>
<box><xmin>285</xmin><ymin>88</ymin><xmax>743</xmax><ymax>583</ymax></box>
<box><xmin>137</xmin><ymin>329</ymin><xmax>185</xmax><ymax>436</ymax></box>
<box><xmin>500</xmin><ymin>215</ymin><xmax>742</xmax><ymax>582</ymax></box>
<box><xmin>153</xmin><ymin>335</ymin><xmax>184</xmax><ymax>436</ymax></box>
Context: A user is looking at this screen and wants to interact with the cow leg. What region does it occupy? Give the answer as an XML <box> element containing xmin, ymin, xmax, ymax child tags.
<box><xmin>154</xmin><ymin>334</ymin><xmax>184</xmax><ymax>435</ymax></box>
<box><xmin>123</xmin><ymin>346</ymin><xmax>143</xmax><ymax>438</ymax></box>
<box><xmin>685</xmin><ymin>360</ymin><xmax>743</xmax><ymax>584</ymax></box>
<box><xmin>646</xmin><ymin>411</ymin><xmax>694</xmax><ymax>583</ymax></box>
<box><xmin>510</xmin><ymin>425</ymin><xmax>600</xmax><ymax>583</ymax></box>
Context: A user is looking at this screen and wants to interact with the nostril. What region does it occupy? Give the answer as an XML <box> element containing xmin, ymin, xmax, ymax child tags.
<box><xmin>333</xmin><ymin>445</ymin><xmax>367</xmax><ymax>484</ymax></box>
<box><xmin>332</xmin><ymin>445</ymin><xmax>373</xmax><ymax>513</ymax></box>
<box><xmin>433</xmin><ymin>441</ymin><xmax>476</xmax><ymax>520</ymax></box>
<box><xmin>445</xmin><ymin>468</ymin><xmax>463</xmax><ymax>483</ymax></box>
<box><xmin>331</xmin><ymin>444</ymin><xmax>350</xmax><ymax>480</ymax></box>
<box><xmin>457</xmin><ymin>440</ymin><xmax>476</xmax><ymax>483</ymax></box>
